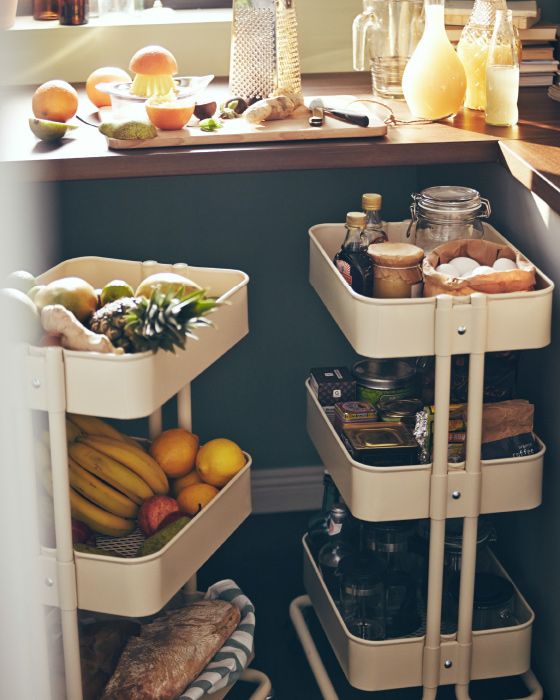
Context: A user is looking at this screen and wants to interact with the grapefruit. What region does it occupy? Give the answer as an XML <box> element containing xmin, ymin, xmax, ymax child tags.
<box><xmin>145</xmin><ymin>94</ymin><xmax>195</xmax><ymax>130</ymax></box>
<box><xmin>32</xmin><ymin>80</ymin><xmax>79</xmax><ymax>123</ymax></box>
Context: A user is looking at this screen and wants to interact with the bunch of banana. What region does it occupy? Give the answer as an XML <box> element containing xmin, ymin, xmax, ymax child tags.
<box><xmin>66</xmin><ymin>414</ymin><xmax>169</xmax><ymax>538</ymax></box>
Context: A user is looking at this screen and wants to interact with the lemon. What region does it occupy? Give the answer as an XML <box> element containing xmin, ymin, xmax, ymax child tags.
<box><xmin>136</xmin><ymin>272</ymin><xmax>201</xmax><ymax>299</ymax></box>
<box><xmin>100</xmin><ymin>279</ymin><xmax>134</xmax><ymax>306</ymax></box>
<box><xmin>29</xmin><ymin>118</ymin><xmax>78</xmax><ymax>142</ymax></box>
<box><xmin>195</xmin><ymin>438</ymin><xmax>246</xmax><ymax>488</ymax></box>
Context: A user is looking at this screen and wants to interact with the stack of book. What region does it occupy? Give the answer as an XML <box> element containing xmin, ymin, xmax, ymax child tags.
<box><xmin>445</xmin><ymin>1</ymin><xmax>559</xmax><ymax>88</ymax></box>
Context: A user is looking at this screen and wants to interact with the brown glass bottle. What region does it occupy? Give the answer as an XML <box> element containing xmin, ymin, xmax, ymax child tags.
<box><xmin>59</xmin><ymin>0</ymin><xmax>89</xmax><ymax>25</ymax></box>
<box><xmin>33</xmin><ymin>0</ymin><xmax>59</xmax><ymax>20</ymax></box>
<box><xmin>333</xmin><ymin>211</ymin><xmax>374</xmax><ymax>297</ymax></box>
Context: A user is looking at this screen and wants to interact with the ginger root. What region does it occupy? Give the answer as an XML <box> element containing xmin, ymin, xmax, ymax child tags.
<box><xmin>40</xmin><ymin>305</ymin><xmax>123</xmax><ymax>354</ymax></box>
<box><xmin>244</xmin><ymin>88</ymin><xmax>305</xmax><ymax>124</ymax></box>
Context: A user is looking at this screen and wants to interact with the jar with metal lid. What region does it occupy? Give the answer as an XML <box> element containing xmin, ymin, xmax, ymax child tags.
<box><xmin>377</xmin><ymin>397</ymin><xmax>424</xmax><ymax>430</ymax></box>
<box><xmin>450</xmin><ymin>572</ymin><xmax>516</xmax><ymax>630</ymax></box>
<box><xmin>338</xmin><ymin>552</ymin><xmax>387</xmax><ymax>640</ymax></box>
<box><xmin>406</xmin><ymin>186</ymin><xmax>491</xmax><ymax>253</ymax></box>
<box><xmin>352</xmin><ymin>359</ymin><xmax>419</xmax><ymax>407</ymax></box>
<box><xmin>368</xmin><ymin>242</ymin><xmax>425</xmax><ymax>299</ymax></box>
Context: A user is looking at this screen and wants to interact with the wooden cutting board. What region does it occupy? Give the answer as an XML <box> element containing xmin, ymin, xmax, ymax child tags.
<box><xmin>102</xmin><ymin>96</ymin><xmax>388</xmax><ymax>150</ymax></box>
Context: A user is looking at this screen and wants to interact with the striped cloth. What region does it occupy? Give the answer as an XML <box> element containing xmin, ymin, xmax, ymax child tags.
<box><xmin>180</xmin><ymin>579</ymin><xmax>255</xmax><ymax>699</ymax></box>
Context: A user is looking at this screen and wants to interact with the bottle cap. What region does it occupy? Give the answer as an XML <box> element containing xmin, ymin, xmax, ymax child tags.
<box><xmin>362</xmin><ymin>193</ymin><xmax>382</xmax><ymax>211</ymax></box>
<box><xmin>346</xmin><ymin>211</ymin><xmax>367</xmax><ymax>227</ymax></box>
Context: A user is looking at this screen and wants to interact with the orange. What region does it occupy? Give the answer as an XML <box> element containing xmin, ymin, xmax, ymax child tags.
<box><xmin>149</xmin><ymin>428</ymin><xmax>199</xmax><ymax>478</ymax></box>
<box><xmin>177</xmin><ymin>483</ymin><xmax>218</xmax><ymax>516</ymax></box>
<box><xmin>86</xmin><ymin>67</ymin><xmax>130</xmax><ymax>108</ymax></box>
<box><xmin>172</xmin><ymin>470</ymin><xmax>202</xmax><ymax>497</ymax></box>
<box><xmin>195</xmin><ymin>438</ymin><xmax>246</xmax><ymax>488</ymax></box>
<box><xmin>145</xmin><ymin>99</ymin><xmax>195</xmax><ymax>130</ymax></box>
<box><xmin>32</xmin><ymin>80</ymin><xmax>79</xmax><ymax>123</ymax></box>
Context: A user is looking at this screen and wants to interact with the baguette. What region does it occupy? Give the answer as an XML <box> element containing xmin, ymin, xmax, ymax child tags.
<box><xmin>102</xmin><ymin>600</ymin><xmax>240</xmax><ymax>700</ymax></box>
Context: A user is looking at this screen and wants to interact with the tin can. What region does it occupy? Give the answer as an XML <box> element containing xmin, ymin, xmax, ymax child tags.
<box><xmin>377</xmin><ymin>397</ymin><xmax>424</xmax><ymax>430</ymax></box>
<box><xmin>352</xmin><ymin>359</ymin><xmax>419</xmax><ymax>407</ymax></box>
<box><xmin>334</xmin><ymin>400</ymin><xmax>378</xmax><ymax>433</ymax></box>
<box><xmin>341</xmin><ymin>422</ymin><xmax>418</xmax><ymax>466</ymax></box>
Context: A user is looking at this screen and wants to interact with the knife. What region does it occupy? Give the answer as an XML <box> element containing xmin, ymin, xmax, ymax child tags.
<box><xmin>308</xmin><ymin>99</ymin><xmax>324</xmax><ymax>127</ymax></box>
<box><xmin>309</xmin><ymin>97</ymin><xmax>370</xmax><ymax>128</ymax></box>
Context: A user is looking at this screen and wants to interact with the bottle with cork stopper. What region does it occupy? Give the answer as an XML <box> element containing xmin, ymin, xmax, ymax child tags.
<box><xmin>333</xmin><ymin>212</ymin><xmax>374</xmax><ymax>297</ymax></box>
<box><xmin>362</xmin><ymin>193</ymin><xmax>388</xmax><ymax>245</ymax></box>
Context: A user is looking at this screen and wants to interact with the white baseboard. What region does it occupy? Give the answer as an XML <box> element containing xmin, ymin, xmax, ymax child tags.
<box><xmin>251</xmin><ymin>466</ymin><xmax>324</xmax><ymax>514</ymax></box>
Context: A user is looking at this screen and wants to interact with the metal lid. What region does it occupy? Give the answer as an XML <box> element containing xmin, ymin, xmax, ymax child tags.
<box><xmin>417</xmin><ymin>517</ymin><xmax>495</xmax><ymax>550</ymax></box>
<box><xmin>346</xmin><ymin>211</ymin><xmax>367</xmax><ymax>227</ymax></box>
<box><xmin>412</xmin><ymin>186</ymin><xmax>491</xmax><ymax>222</ymax></box>
<box><xmin>352</xmin><ymin>358</ymin><xmax>417</xmax><ymax>390</ymax></box>
<box><xmin>362</xmin><ymin>193</ymin><xmax>382</xmax><ymax>211</ymax></box>
<box><xmin>328</xmin><ymin>502</ymin><xmax>349</xmax><ymax>522</ymax></box>
<box><xmin>378</xmin><ymin>397</ymin><xmax>424</xmax><ymax>419</ymax></box>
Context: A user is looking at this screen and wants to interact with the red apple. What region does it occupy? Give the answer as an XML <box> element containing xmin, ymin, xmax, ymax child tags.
<box><xmin>72</xmin><ymin>518</ymin><xmax>94</xmax><ymax>545</ymax></box>
<box><xmin>138</xmin><ymin>495</ymin><xmax>181</xmax><ymax>537</ymax></box>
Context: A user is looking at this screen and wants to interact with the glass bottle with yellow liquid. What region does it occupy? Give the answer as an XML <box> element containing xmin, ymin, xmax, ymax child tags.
<box><xmin>402</xmin><ymin>0</ymin><xmax>467</xmax><ymax>120</ymax></box>
<box><xmin>457</xmin><ymin>0</ymin><xmax>507</xmax><ymax>111</ymax></box>
<box><xmin>486</xmin><ymin>10</ymin><xmax>520</xmax><ymax>126</ymax></box>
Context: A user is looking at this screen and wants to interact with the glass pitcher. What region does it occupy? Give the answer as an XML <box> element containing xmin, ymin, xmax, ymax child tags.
<box><xmin>353</xmin><ymin>0</ymin><xmax>424</xmax><ymax>99</ymax></box>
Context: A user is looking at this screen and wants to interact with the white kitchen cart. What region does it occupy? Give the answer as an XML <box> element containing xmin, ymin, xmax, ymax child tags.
<box><xmin>28</xmin><ymin>256</ymin><xmax>272</xmax><ymax>700</ymax></box>
<box><xmin>290</xmin><ymin>223</ymin><xmax>554</xmax><ymax>699</ymax></box>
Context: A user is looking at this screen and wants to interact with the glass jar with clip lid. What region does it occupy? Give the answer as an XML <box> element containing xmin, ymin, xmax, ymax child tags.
<box><xmin>406</xmin><ymin>185</ymin><xmax>491</xmax><ymax>253</ymax></box>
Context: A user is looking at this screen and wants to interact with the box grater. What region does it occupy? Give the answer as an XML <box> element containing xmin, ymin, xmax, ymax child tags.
<box><xmin>229</xmin><ymin>0</ymin><xmax>302</xmax><ymax>101</ymax></box>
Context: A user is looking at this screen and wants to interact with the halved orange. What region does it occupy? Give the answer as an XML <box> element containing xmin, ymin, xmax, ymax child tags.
<box><xmin>145</xmin><ymin>97</ymin><xmax>195</xmax><ymax>130</ymax></box>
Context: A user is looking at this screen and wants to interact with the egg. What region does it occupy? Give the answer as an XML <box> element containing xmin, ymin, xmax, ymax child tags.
<box><xmin>449</xmin><ymin>256</ymin><xmax>480</xmax><ymax>276</ymax></box>
<box><xmin>470</xmin><ymin>265</ymin><xmax>495</xmax><ymax>277</ymax></box>
<box><xmin>436</xmin><ymin>263</ymin><xmax>459</xmax><ymax>277</ymax></box>
<box><xmin>492</xmin><ymin>257</ymin><xmax>518</xmax><ymax>271</ymax></box>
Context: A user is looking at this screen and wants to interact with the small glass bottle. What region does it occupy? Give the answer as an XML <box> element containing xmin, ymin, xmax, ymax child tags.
<box><xmin>362</xmin><ymin>193</ymin><xmax>388</xmax><ymax>245</ymax></box>
<box><xmin>457</xmin><ymin>0</ymin><xmax>507</xmax><ymax>111</ymax></box>
<box><xmin>317</xmin><ymin>503</ymin><xmax>358</xmax><ymax>599</ymax></box>
<box><xmin>307</xmin><ymin>471</ymin><xmax>341</xmax><ymax>558</ymax></box>
<box><xmin>333</xmin><ymin>212</ymin><xmax>374</xmax><ymax>297</ymax></box>
<box><xmin>485</xmin><ymin>9</ymin><xmax>520</xmax><ymax>127</ymax></box>
<box><xmin>33</xmin><ymin>0</ymin><xmax>59</xmax><ymax>20</ymax></box>
<box><xmin>402</xmin><ymin>0</ymin><xmax>467</xmax><ymax>120</ymax></box>
<box><xmin>59</xmin><ymin>0</ymin><xmax>89</xmax><ymax>25</ymax></box>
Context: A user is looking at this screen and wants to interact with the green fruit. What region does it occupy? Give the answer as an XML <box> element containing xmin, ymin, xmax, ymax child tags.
<box><xmin>99</xmin><ymin>120</ymin><xmax>157</xmax><ymax>140</ymax></box>
<box><xmin>136</xmin><ymin>516</ymin><xmax>190</xmax><ymax>557</ymax></box>
<box><xmin>0</xmin><ymin>288</ymin><xmax>42</xmax><ymax>344</ymax></box>
<box><xmin>5</xmin><ymin>270</ymin><xmax>37</xmax><ymax>293</ymax></box>
<box><xmin>34</xmin><ymin>277</ymin><xmax>98</xmax><ymax>322</ymax></box>
<box><xmin>135</xmin><ymin>272</ymin><xmax>200</xmax><ymax>299</ymax></box>
<box><xmin>29</xmin><ymin>118</ymin><xmax>78</xmax><ymax>142</ymax></box>
<box><xmin>100</xmin><ymin>279</ymin><xmax>134</xmax><ymax>306</ymax></box>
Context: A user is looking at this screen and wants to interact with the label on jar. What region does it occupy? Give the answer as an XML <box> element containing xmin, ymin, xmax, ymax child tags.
<box><xmin>357</xmin><ymin>385</ymin><xmax>416</xmax><ymax>407</ymax></box>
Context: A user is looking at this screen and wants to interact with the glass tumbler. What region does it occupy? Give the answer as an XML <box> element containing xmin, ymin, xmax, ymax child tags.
<box><xmin>353</xmin><ymin>0</ymin><xmax>425</xmax><ymax>99</ymax></box>
<box><xmin>338</xmin><ymin>553</ymin><xmax>387</xmax><ymax>640</ymax></box>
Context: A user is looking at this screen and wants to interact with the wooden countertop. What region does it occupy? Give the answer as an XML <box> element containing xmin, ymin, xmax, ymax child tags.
<box><xmin>3</xmin><ymin>73</ymin><xmax>560</xmax><ymax>212</ymax></box>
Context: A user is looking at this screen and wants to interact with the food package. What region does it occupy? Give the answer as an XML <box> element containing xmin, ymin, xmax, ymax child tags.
<box><xmin>423</xmin><ymin>239</ymin><xmax>536</xmax><ymax>296</ymax></box>
<box><xmin>481</xmin><ymin>399</ymin><xmax>538</xmax><ymax>460</ymax></box>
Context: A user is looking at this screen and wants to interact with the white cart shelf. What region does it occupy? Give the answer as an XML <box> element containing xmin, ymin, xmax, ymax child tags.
<box><xmin>291</xmin><ymin>221</ymin><xmax>551</xmax><ymax>700</ymax></box>
<box><xmin>306</xmin><ymin>381</ymin><xmax>545</xmax><ymax>522</ymax></box>
<box><xmin>28</xmin><ymin>256</ymin><xmax>269</xmax><ymax>700</ymax></box>
<box><xmin>309</xmin><ymin>223</ymin><xmax>553</xmax><ymax>358</ymax></box>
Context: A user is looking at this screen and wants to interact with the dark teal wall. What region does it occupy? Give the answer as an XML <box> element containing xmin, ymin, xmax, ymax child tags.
<box><xmin>540</xmin><ymin>0</ymin><xmax>560</xmax><ymax>23</ymax></box>
<box><xmin>55</xmin><ymin>167</ymin><xmax>417</xmax><ymax>469</ymax></box>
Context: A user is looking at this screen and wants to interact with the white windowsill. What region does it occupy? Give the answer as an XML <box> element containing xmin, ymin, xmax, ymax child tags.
<box><xmin>5</xmin><ymin>2</ymin><xmax>355</xmax><ymax>86</ymax></box>
<box><xmin>11</xmin><ymin>8</ymin><xmax>232</xmax><ymax>31</ymax></box>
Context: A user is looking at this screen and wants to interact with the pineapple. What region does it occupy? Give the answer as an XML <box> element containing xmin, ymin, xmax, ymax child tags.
<box><xmin>89</xmin><ymin>287</ymin><xmax>218</xmax><ymax>354</ymax></box>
